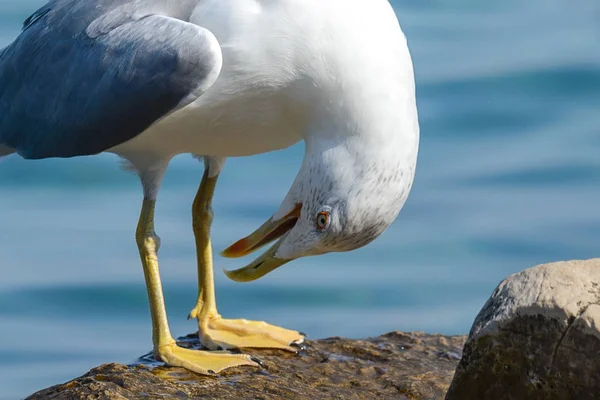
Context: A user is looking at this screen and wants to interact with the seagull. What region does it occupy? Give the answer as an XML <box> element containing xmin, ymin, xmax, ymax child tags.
<box><xmin>0</xmin><ymin>0</ymin><xmax>419</xmax><ymax>374</ymax></box>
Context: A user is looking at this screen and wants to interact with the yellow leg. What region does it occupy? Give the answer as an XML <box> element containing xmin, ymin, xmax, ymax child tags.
<box><xmin>135</xmin><ymin>197</ymin><xmax>259</xmax><ymax>374</ymax></box>
<box><xmin>188</xmin><ymin>169</ymin><xmax>305</xmax><ymax>352</ymax></box>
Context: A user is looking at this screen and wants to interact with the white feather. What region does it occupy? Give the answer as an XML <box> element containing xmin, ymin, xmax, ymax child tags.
<box><xmin>111</xmin><ymin>0</ymin><xmax>420</xmax><ymax>255</ymax></box>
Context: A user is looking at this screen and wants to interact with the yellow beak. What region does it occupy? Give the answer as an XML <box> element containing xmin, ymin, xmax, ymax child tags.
<box><xmin>221</xmin><ymin>204</ymin><xmax>301</xmax><ymax>282</ymax></box>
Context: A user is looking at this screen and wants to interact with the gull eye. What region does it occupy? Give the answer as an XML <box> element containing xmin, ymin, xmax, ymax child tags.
<box><xmin>316</xmin><ymin>211</ymin><xmax>330</xmax><ymax>231</ymax></box>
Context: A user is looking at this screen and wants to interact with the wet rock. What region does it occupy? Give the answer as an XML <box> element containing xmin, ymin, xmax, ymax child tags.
<box><xmin>446</xmin><ymin>259</ymin><xmax>600</xmax><ymax>400</ymax></box>
<box><xmin>27</xmin><ymin>331</ymin><xmax>466</xmax><ymax>400</ymax></box>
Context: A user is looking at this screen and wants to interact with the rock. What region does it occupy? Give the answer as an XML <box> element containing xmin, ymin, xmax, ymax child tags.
<box><xmin>28</xmin><ymin>331</ymin><xmax>466</xmax><ymax>400</ymax></box>
<box><xmin>446</xmin><ymin>259</ymin><xmax>600</xmax><ymax>400</ymax></box>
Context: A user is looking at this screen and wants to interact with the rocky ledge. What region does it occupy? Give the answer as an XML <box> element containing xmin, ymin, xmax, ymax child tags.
<box><xmin>27</xmin><ymin>331</ymin><xmax>466</xmax><ymax>400</ymax></box>
<box><xmin>27</xmin><ymin>259</ymin><xmax>600</xmax><ymax>400</ymax></box>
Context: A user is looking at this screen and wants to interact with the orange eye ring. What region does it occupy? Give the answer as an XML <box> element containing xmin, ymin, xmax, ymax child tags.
<box><xmin>316</xmin><ymin>211</ymin><xmax>330</xmax><ymax>231</ymax></box>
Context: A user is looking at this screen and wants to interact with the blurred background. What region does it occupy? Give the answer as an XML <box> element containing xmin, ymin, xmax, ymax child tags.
<box><xmin>1</xmin><ymin>0</ymin><xmax>599</xmax><ymax>398</ymax></box>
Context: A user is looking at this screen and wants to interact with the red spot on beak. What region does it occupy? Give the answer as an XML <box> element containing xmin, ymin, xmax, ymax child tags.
<box><xmin>221</xmin><ymin>238</ymin><xmax>251</xmax><ymax>258</ymax></box>
<box><xmin>221</xmin><ymin>203</ymin><xmax>302</xmax><ymax>259</ymax></box>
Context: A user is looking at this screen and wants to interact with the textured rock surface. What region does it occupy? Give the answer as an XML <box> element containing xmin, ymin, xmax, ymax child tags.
<box><xmin>28</xmin><ymin>331</ymin><xmax>466</xmax><ymax>400</ymax></box>
<box><xmin>446</xmin><ymin>259</ymin><xmax>600</xmax><ymax>400</ymax></box>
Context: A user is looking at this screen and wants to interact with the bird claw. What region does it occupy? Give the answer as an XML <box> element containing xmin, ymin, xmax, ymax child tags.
<box><xmin>290</xmin><ymin>342</ymin><xmax>308</xmax><ymax>351</ymax></box>
<box><xmin>251</xmin><ymin>356</ymin><xmax>265</xmax><ymax>368</ymax></box>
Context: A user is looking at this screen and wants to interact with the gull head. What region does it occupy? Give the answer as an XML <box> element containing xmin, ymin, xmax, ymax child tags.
<box><xmin>221</xmin><ymin>133</ymin><xmax>418</xmax><ymax>282</ymax></box>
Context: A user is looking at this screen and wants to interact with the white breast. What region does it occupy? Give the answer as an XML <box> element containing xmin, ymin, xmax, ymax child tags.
<box><xmin>112</xmin><ymin>0</ymin><xmax>306</xmax><ymax>159</ymax></box>
<box><xmin>112</xmin><ymin>0</ymin><xmax>413</xmax><ymax>161</ymax></box>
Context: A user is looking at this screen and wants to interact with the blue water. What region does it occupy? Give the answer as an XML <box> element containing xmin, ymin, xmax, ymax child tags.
<box><xmin>1</xmin><ymin>0</ymin><xmax>599</xmax><ymax>398</ymax></box>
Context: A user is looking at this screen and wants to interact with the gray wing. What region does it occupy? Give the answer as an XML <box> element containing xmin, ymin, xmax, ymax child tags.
<box><xmin>0</xmin><ymin>0</ymin><xmax>221</xmax><ymax>159</ymax></box>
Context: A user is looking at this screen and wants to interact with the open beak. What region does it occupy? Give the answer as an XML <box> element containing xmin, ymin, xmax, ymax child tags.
<box><xmin>221</xmin><ymin>204</ymin><xmax>301</xmax><ymax>282</ymax></box>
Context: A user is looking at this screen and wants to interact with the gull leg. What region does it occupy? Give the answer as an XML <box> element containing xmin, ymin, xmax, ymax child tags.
<box><xmin>136</xmin><ymin>194</ymin><xmax>258</xmax><ymax>373</ymax></box>
<box><xmin>188</xmin><ymin>163</ymin><xmax>305</xmax><ymax>351</ymax></box>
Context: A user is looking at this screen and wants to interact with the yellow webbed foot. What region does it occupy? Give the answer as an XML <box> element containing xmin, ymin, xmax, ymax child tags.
<box><xmin>187</xmin><ymin>167</ymin><xmax>305</xmax><ymax>354</ymax></box>
<box><xmin>157</xmin><ymin>341</ymin><xmax>260</xmax><ymax>375</ymax></box>
<box><xmin>195</xmin><ymin>314</ymin><xmax>306</xmax><ymax>352</ymax></box>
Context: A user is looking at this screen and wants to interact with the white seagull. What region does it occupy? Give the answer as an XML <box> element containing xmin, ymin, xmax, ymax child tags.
<box><xmin>0</xmin><ymin>0</ymin><xmax>419</xmax><ymax>374</ymax></box>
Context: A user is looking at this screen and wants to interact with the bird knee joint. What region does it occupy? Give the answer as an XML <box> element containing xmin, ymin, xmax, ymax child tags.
<box><xmin>193</xmin><ymin>206</ymin><xmax>214</xmax><ymax>230</ymax></box>
<box><xmin>205</xmin><ymin>207</ymin><xmax>214</xmax><ymax>222</ymax></box>
<box><xmin>136</xmin><ymin>231</ymin><xmax>161</xmax><ymax>252</ymax></box>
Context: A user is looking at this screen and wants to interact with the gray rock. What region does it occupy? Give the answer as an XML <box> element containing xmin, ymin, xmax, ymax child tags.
<box><xmin>446</xmin><ymin>259</ymin><xmax>600</xmax><ymax>400</ymax></box>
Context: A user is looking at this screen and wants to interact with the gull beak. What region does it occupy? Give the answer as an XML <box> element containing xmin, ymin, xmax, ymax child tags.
<box><xmin>221</xmin><ymin>204</ymin><xmax>302</xmax><ymax>282</ymax></box>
